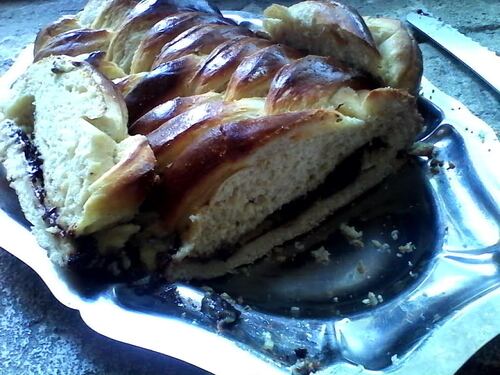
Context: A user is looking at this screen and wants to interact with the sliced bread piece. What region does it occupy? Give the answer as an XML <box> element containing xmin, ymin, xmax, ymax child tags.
<box><xmin>161</xmin><ymin>88</ymin><xmax>422</xmax><ymax>279</ymax></box>
<box><xmin>0</xmin><ymin>55</ymin><xmax>156</xmax><ymax>264</ymax></box>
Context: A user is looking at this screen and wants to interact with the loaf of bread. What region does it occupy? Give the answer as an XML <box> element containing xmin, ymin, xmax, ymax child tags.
<box><xmin>0</xmin><ymin>0</ymin><xmax>423</xmax><ymax>279</ymax></box>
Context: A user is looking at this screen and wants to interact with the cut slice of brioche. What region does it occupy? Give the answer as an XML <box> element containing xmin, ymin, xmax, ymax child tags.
<box><xmin>0</xmin><ymin>55</ymin><xmax>155</xmax><ymax>239</ymax></box>
<box><xmin>160</xmin><ymin>88</ymin><xmax>422</xmax><ymax>279</ymax></box>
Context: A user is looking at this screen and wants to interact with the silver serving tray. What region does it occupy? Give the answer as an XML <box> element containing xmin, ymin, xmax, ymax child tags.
<box><xmin>0</xmin><ymin>11</ymin><xmax>499</xmax><ymax>375</ymax></box>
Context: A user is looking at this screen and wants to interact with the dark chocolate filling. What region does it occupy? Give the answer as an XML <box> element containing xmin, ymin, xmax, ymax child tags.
<box><xmin>193</xmin><ymin>138</ymin><xmax>388</xmax><ymax>262</ymax></box>
<box><xmin>9</xmin><ymin>125</ymin><xmax>62</xmax><ymax>229</ymax></box>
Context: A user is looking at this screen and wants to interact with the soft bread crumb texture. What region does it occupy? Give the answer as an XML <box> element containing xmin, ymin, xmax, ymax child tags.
<box><xmin>176</xmin><ymin>112</ymin><xmax>365</xmax><ymax>260</ymax></box>
<box><xmin>0</xmin><ymin>55</ymin><xmax>153</xmax><ymax>236</ymax></box>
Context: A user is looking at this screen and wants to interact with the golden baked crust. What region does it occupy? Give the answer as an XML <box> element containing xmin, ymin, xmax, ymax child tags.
<box><xmin>263</xmin><ymin>1</ymin><xmax>381</xmax><ymax>78</ymax></box>
<box><xmin>364</xmin><ymin>16</ymin><xmax>423</xmax><ymax>94</ymax></box>
<box><xmin>263</xmin><ymin>0</ymin><xmax>422</xmax><ymax>93</ymax></box>
<box><xmin>131</xmin><ymin>11</ymin><xmax>233</xmax><ymax>73</ymax></box>
<box><xmin>152</xmin><ymin>24</ymin><xmax>254</xmax><ymax>68</ymax></box>
<box><xmin>3</xmin><ymin>0</ymin><xmax>425</xmax><ymax>279</ymax></box>
<box><xmin>34</xmin><ymin>16</ymin><xmax>81</xmax><ymax>55</ymax></box>
<box><xmin>34</xmin><ymin>29</ymin><xmax>113</xmax><ymax>62</ymax></box>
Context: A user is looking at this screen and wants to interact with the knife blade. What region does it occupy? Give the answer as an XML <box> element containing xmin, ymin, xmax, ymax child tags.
<box><xmin>407</xmin><ymin>11</ymin><xmax>500</xmax><ymax>94</ymax></box>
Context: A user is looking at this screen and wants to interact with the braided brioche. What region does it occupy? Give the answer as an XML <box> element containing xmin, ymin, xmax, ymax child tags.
<box><xmin>1</xmin><ymin>0</ymin><xmax>423</xmax><ymax>279</ymax></box>
<box><xmin>0</xmin><ymin>56</ymin><xmax>155</xmax><ymax>265</ymax></box>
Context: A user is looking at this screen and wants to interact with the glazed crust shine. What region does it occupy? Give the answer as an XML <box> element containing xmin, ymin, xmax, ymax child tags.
<box><xmin>1</xmin><ymin>0</ymin><xmax>425</xmax><ymax>280</ymax></box>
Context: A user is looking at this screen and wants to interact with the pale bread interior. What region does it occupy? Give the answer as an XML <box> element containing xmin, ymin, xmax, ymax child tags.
<box><xmin>0</xmin><ymin>56</ymin><xmax>150</xmax><ymax>236</ymax></box>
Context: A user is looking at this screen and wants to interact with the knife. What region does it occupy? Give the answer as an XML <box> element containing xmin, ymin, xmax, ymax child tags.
<box><xmin>407</xmin><ymin>11</ymin><xmax>500</xmax><ymax>95</ymax></box>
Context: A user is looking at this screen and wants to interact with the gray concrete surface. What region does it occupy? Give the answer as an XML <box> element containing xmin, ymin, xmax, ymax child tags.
<box><xmin>0</xmin><ymin>1</ymin><xmax>498</xmax><ymax>374</ymax></box>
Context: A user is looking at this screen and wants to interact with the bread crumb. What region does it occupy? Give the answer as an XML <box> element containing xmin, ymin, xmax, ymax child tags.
<box><xmin>362</xmin><ymin>292</ymin><xmax>379</xmax><ymax>306</ymax></box>
<box><xmin>340</xmin><ymin>223</ymin><xmax>364</xmax><ymax>247</ymax></box>
<box><xmin>333</xmin><ymin>297</ymin><xmax>339</xmax><ymax>303</ymax></box>
<box><xmin>311</xmin><ymin>246</ymin><xmax>330</xmax><ymax>264</ymax></box>
<box><xmin>391</xmin><ymin>354</ymin><xmax>400</xmax><ymax>365</ymax></box>
<box><xmin>290</xmin><ymin>306</ymin><xmax>301</xmax><ymax>317</ymax></box>
<box><xmin>447</xmin><ymin>161</ymin><xmax>456</xmax><ymax>170</ymax></box>
<box><xmin>398</xmin><ymin>242</ymin><xmax>416</xmax><ymax>253</ymax></box>
<box><xmin>391</xmin><ymin>230</ymin><xmax>399</xmax><ymax>241</ymax></box>
<box><xmin>262</xmin><ymin>331</ymin><xmax>274</xmax><ymax>351</ymax></box>
<box><xmin>45</xmin><ymin>226</ymin><xmax>60</xmax><ymax>234</ymax></box>
<box><xmin>371</xmin><ymin>239</ymin><xmax>391</xmax><ymax>252</ymax></box>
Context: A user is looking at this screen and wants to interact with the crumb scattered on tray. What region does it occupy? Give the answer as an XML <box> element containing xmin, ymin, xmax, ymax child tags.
<box><xmin>398</xmin><ymin>242</ymin><xmax>416</xmax><ymax>253</ymax></box>
<box><xmin>311</xmin><ymin>246</ymin><xmax>330</xmax><ymax>264</ymax></box>
<box><xmin>340</xmin><ymin>223</ymin><xmax>364</xmax><ymax>248</ymax></box>
<box><xmin>447</xmin><ymin>161</ymin><xmax>456</xmax><ymax>170</ymax></box>
<box><xmin>371</xmin><ymin>239</ymin><xmax>391</xmax><ymax>252</ymax></box>
<box><xmin>362</xmin><ymin>292</ymin><xmax>383</xmax><ymax>306</ymax></box>
<box><xmin>391</xmin><ymin>354</ymin><xmax>401</xmax><ymax>365</ymax></box>
<box><xmin>391</xmin><ymin>230</ymin><xmax>399</xmax><ymax>241</ymax></box>
<box><xmin>262</xmin><ymin>331</ymin><xmax>274</xmax><ymax>351</ymax></box>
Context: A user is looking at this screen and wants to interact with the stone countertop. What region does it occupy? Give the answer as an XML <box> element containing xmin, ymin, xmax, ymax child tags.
<box><xmin>0</xmin><ymin>1</ymin><xmax>498</xmax><ymax>374</ymax></box>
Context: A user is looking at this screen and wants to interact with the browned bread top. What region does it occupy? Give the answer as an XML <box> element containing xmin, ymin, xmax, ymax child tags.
<box><xmin>152</xmin><ymin>24</ymin><xmax>254</xmax><ymax>68</ymax></box>
<box><xmin>190</xmin><ymin>37</ymin><xmax>273</xmax><ymax>94</ymax></box>
<box><xmin>156</xmin><ymin>109</ymin><xmax>335</xmax><ymax>230</ymax></box>
<box><xmin>131</xmin><ymin>11</ymin><xmax>234</xmax><ymax>73</ymax></box>
<box><xmin>129</xmin><ymin>92</ymin><xmax>222</xmax><ymax>134</ymax></box>
<box><xmin>125</xmin><ymin>54</ymin><xmax>203</xmax><ymax>122</ymax></box>
<box><xmin>34</xmin><ymin>16</ymin><xmax>81</xmax><ymax>55</ymax></box>
<box><xmin>224</xmin><ymin>44</ymin><xmax>303</xmax><ymax>101</ymax></box>
<box><xmin>147</xmin><ymin>98</ymin><xmax>264</xmax><ymax>169</ymax></box>
<box><xmin>34</xmin><ymin>29</ymin><xmax>113</xmax><ymax>62</ymax></box>
<box><xmin>266</xmin><ymin>55</ymin><xmax>376</xmax><ymax>114</ymax></box>
<box><xmin>12</xmin><ymin>0</ymin><xmax>425</xmax><ymax>279</ymax></box>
